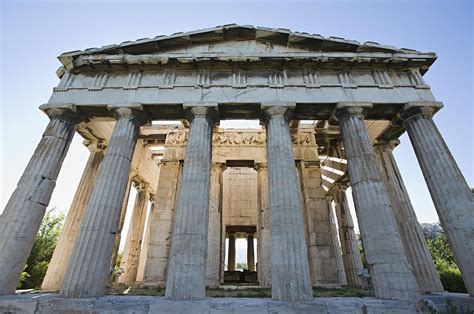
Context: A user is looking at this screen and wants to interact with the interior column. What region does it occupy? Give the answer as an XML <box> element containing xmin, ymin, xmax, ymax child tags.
<box><xmin>227</xmin><ymin>234</ymin><xmax>236</xmax><ymax>272</ymax></box>
<box><xmin>247</xmin><ymin>234</ymin><xmax>255</xmax><ymax>272</ymax></box>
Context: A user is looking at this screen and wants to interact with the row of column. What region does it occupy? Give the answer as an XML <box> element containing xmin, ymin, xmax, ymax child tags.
<box><xmin>0</xmin><ymin>101</ymin><xmax>472</xmax><ymax>302</ymax></box>
<box><xmin>225</xmin><ymin>233</ymin><xmax>255</xmax><ymax>273</ymax></box>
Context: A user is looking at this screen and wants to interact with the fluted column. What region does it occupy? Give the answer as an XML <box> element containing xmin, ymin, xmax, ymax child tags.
<box><xmin>335</xmin><ymin>102</ymin><xmax>419</xmax><ymax>300</ymax></box>
<box><xmin>118</xmin><ymin>182</ymin><xmax>149</xmax><ymax>284</ymax></box>
<box><xmin>0</xmin><ymin>104</ymin><xmax>82</xmax><ymax>295</ymax></box>
<box><xmin>333</xmin><ymin>185</ymin><xmax>364</xmax><ymax>286</ymax></box>
<box><xmin>247</xmin><ymin>234</ymin><xmax>255</xmax><ymax>272</ymax></box>
<box><xmin>61</xmin><ymin>104</ymin><xmax>148</xmax><ymax>298</ymax></box>
<box><xmin>262</xmin><ymin>104</ymin><xmax>313</xmax><ymax>301</ymax></box>
<box><xmin>109</xmin><ymin>173</ymin><xmax>134</xmax><ymax>274</ymax></box>
<box><xmin>165</xmin><ymin>105</ymin><xmax>217</xmax><ymax>300</ymax></box>
<box><xmin>136</xmin><ymin>196</ymin><xmax>155</xmax><ymax>282</ymax></box>
<box><xmin>400</xmin><ymin>102</ymin><xmax>474</xmax><ymax>295</ymax></box>
<box><xmin>328</xmin><ymin>197</ymin><xmax>347</xmax><ymax>286</ymax></box>
<box><xmin>42</xmin><ymin>140</ymin><xmax>106</xmax><ymax>291</ymax></box>
<box><xmin>143</xmin><ymin>161</ymin><xmax>181</xmax><ymax>287</ymax></box>
<box><xmin>374</xmin><ymin>139</ymin><xmax>443</xmax><ymax>293</ymax></box>
<box><xmin>206</xmin><ymin>162</ymin><xmax>226</xmax><ymax>287</ymax></box>
<box><xmin>228</xmin><ymin>234</ymin><xmax>236</xmax><ymax>271</ymax></box>
<box><xmin>255</xmin><ymin>162</ymin><xmax>271</xmax><ymax>287</ymax></box>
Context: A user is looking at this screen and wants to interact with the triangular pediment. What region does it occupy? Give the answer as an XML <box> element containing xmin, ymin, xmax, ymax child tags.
<box><xmin>58</xmin><ymin>24</ymin><xmax>434</xmax><ymax>67</ymax></box>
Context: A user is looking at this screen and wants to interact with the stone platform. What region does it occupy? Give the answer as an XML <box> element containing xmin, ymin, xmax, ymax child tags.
<box><xmin>1</xmin><ymin>293</ymin><xmax>473</xmax><ymax>313</ymax></box>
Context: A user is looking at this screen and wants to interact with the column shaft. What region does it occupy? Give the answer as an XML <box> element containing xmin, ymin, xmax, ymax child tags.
<box><xmin>206</xmin><ymin>163</ymin><xmax>225</xmax><ymax>287</ymax></box>
<box><xmin>41</xmin><ymin>141</ymin><xmax>105</xmax><ymax>290</ymax></box>
<box><xmin>256</xmin><ymin>163</ymin><xmax>271</xmax><ymax>287</ymax></box>
<box><xmin>247</xmin><ymin>235</ymin><xmax>255</xmax><ymax>272</ymax></box>
<box><xmin>228</xmin><ymin>234</ymin><xmax>236</xmax><ymax>271</ymax></box>
<box><xmin>264</xmin><ymin>105</ymin><xmax>313</xmax><ymax>301</ymax></box>
<box><xmin>401</xmin><ymin>103</ymin><xmax>474</xmax><ymax>295</ymax></box>
<box><xmin>336</xmin><ymin>103</ymin><xmax>419</xmax><ymax>300</ymax></box>
<box><xmin>334</xmin><ymin>188</ymin><xmax>364</xmax><ymax>286</ymax></box>
<box><xmin>61</xmin><ymin>107</ymin><xmax>145</xmax><ymax>297</ymax></box>
<box><xmin>299</xmin><ymin>161</ymin><xmax>340</xmax><ymax>287</ymax></box>
<box><xmin>118</xmin><ymin>184</ymin><xmax>149</xmax><ymax>284</ymax></box>
<box><xmin>143</xmin><ymin>161</ymin><xmax>181</xmax><ymax>287</ymax></box>
<box><xmin>165</xmin><ymin>106</ymin><xmax>215</xmax><ymax>300</ymax></box>
<box><xmin>0</xmin><ymin>106</ymin><xmax>80</xmax><ymax>295</ymax></box>
<box><xmin>136</xmin><ymin>201</ymin><xmax>155</xmax><ymax>282</ymax></box>
<box><xmin>109</xmin><ymin>174</ymin><xmax>134</xmax><ymax>273</ymax></box>
<box><xmin>328</xmin><ymin>199</ymin><xmax>347</xmax><ymax>285</ymax></box>
<box><xmin>375</xmin><ymin>141</ymin><xmax>443</xmax><ymax>292</ymax></box>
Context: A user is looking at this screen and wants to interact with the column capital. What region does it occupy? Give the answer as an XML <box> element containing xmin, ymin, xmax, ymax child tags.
<box><xmin>183</xmin><ymin>102</ymin><xmax>219</xmax><ymax>125</ymax></box>
<box><xmin>254</xmin><ymin>162</ymin><xmax>268</xmax><ymax>171</ymax></box>
<box><xmin>211</xmin><ymin>162</ymin><xmax>227</xmax><ymax>171</ymax></box>
<box><xmin>398</xmin><ymin>101</ymin><xmax>443</xmax><ymax>124</ymax></box>
<box><xmin>374</xmin><ymin>139</ymin><xmax>400</xmax><ymax>152</ymax></box>
<box><xmin>40</xmin><ymin>103</ymin><xmax>85</xmax><ymax>123</ymax></box>
<box><xmin>134</xmin><ymin>181</ymin><xmax>150</xmax><ymax>192</ymax></box>
<box><xmin>149</xmin><ymin>194</ymin><xmax>156</xmax><ymax>202</ymax></box>
<box><xmin>83</xmin><ymin>140</ymin><xmax>107</xmax><ymax>152</ymax></box>
<box><xmin>333</xmin><ymin>181</ymin><xmax>349</xmax><ymax>192</ymax></box>
<box><xmin>108</xmin><ymin>103</ymin><xmax>151</xmax><ymax>126</ymax></box>
<box><xmin>300</xmin><ymin>160</ymin><xmax>320</xmax><ymax>168</ymax></box>
<box><xmin>260</xmin><ymin>102</ymin><xmax>295</xmax><ymax>125</ymax></box>
<box><xmin>333</xmin><ymin>102</ymin><xmax>372</xmax><ymax>121</ymax></box>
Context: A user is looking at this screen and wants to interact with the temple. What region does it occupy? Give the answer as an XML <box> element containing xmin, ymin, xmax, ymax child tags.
<box><xmin>0</xmin><ymin>25</ymin><xmax>473</xmax><ymax>312</ymax></box>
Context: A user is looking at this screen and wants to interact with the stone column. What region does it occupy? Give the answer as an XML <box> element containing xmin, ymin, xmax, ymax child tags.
<box><xmin>247</xmin><ymin>234</ymin><xmax>255</xmax><ymax>272</ymax></box>
<box><xmin>41</xmin><ymin>140</ymin><xmax>106</xmax><ymax>291</ymax></box>
<box><xmin>143</xmin><ymin>161</ymin><xmax>181</xmax><ymax>287</ymax></box>
<box><xmin>374</xmin><ymin>139</ymin><xmax>443</xmax><ymax>293</ymax></box>
<box><xmin>206</xmin><ymin>162</ymin><xmax>226</xmax><ymax>287</ymax></box>
<box><xmin>400</xmin><ymin>102</ymin><xmax>474</xmax><ymax>295</ymax></box>
<box><xmin>0</xmin><ymin>104</ymin><xmax>82</xmax><ymax>295</ymax></box>
<box><xmin>165</xmin><ymin>105</ymin><xmax>217</xmax><ymax>300</ymax></box>
<box><xmin>335</xmin><ymin>102</ymin><xmax>419</xmax><ymax>300</ymax></box>
<box><xmin>255</xmin><ymin>162</ymin><xmax>271</xmax><ymax>287</ymax></box>
<box><xmin>61</xmin><ymin>104</ymin><xmax>148</xmax><ymax>298</ymax></box>
<box><xmin>109</xmin><ymin>173</ymin><xmax>134</xmax><ymax>273</ymax></box>
<box><xmin>136</xmin><ymin>197</ymin><xmax>155</xmax><ymax>282</ymax></box>
<box><xmin>118</xmin><ymin>182</ymin><xmax>150</xmax><ymax>284</ymax></box>
<box><xmin>262</xmin><ymin>104</ymin><xmax>313</xmax><ymax>301</ymax></box>
<box><xmin>333</xmin><ymin>185</ymin><xmax>364</xmax><ymax>286</ymax></box>
<box><xmin>299</xmin><ymin>161</ymin><xmax>339</xmax><ymax>287</ymax></box>
<box><xmin>228</xmin><ymin>234</ymin><xmax>236</xmax><ymax>271</ymax></box>
<box><xmin>328</xmin><ymin>197</ymin><xmax>347</xmax><ymax>286</ymax></box>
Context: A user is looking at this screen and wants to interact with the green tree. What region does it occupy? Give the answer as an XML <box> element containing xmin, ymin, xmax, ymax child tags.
<box><xmin>18</xmin><ymin>208</ymin><xmax>64</xmax><ymax>289</ymax></box>
<box><xmin>427</xmin><ymin>232</ymin><xmax>467</xmax><ymax>293</ymax></box>
<box><xmin>236</xmin><ymin>262</ymin><xmax>248</xmax><ymax>270</ymax></box>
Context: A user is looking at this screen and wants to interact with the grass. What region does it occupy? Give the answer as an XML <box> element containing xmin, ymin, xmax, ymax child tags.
<box><xmin>109</xmin><ymin>284</ymin><xmax>367</xmax><ymax>298</ymax></box>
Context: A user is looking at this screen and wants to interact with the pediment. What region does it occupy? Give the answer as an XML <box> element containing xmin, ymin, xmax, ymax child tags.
<box><xmin>58</xmin><ymin>24</ymin><xmax>435</xmax><ymax>70</ymax></box>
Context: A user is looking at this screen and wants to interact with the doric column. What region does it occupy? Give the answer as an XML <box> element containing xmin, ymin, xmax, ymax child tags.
<box><xmin>255</xmin><ymin>162</ymin><xmax>271</xmax><ymax>287</ymax></box>
<box><xmin>227</xmin><ymin>234</ymin><xmax>236</xmax><ymax>271</ymax></box>
<box><xmin>165</xmin><ymin>104</ymin><xmax>217</xmax><ymax>300</ymax></box>
<box><xmin>109</xmin><ymin>173</ymin><xmax>134</xmax><ymax>274</ymax></box>
<box><xmin>0</xmin><ymin>104</ymin><xmax>82</xmax><ymax>295</ymax></box>
<box><xmin>136</xmin><ymin>196</ymin><xmax>155</xmax><ymax>282</ymax></box>
<box><xmin>118</xmin><ymin>182</ymin><xmax>150</xmax><ymax>284</ymax></box>
<box><xmin>206</xmin><ymin>162</ymin><xmax>226</xmax><ymax>287</ymax></box>
<box><xmin>333</xmin><ymin>185</ymin><xmax>364</xmax><ymax>286</ymax></box>
<box><xmin>374</xmin><ymin>139</ymin><xmax>443</xmax><ymax>293</ymax></box>
<box><xmin>261</xmin><ymin>103</ymin><xmax>313</xmax><ymax>301</ymax></box>
<box><xmin>335</xmin><ymin>102</ymin><xmax>419</xmax><ymax>300</ymax></box>
<box><xmin>61</xmin><ymin>104</ymin><xmax>148</xmax><ymax>298</ymax></box>
<box><xmin>399</xmin><ymin>102</ymin><xmax>474</xmax><ymax>295</ymax></box>
<box><xmin>328</xmin><ymin>197</ymin><xmax>347</xmax><ymax>286</ymax></box>
<box><xmin>143</xmin><ymin>160</ymin><xmax>181</xmax><ymax>287</ymax></box>
<box><xmin>298</xmin><ymin>161</ymin><xmax>339</xmax><ymax>287</ymax></box>
<box><xmin>41</xmin><ymin>140</ymin><xmax>106</xmax><ymax>291</ymax></box>
<box><xmin>247</xmin><ymin>234</ymin><xmax>255</xmax><ymax>272</ymax></box>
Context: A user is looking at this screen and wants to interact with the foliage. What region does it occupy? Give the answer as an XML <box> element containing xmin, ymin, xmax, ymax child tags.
<box><xmin>427</xmin><ymin>233</ymin><xmax>467</xmax><ymax>293</ymax></box>
<box><xmin>235</xmin><ymin>262</ymin><xmax>248</xmax><ymax>270</ymax></box>
<box><xmin>18</xmin><ymin>208</ymin><xmax>64</xmax><ymax>289</ymax></box>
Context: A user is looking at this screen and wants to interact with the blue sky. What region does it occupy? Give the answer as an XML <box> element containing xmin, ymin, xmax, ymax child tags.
<box><xmin>1</xmin><ymin>0</ymin><xmax>473</xmax><ymax>238</ymax></box>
